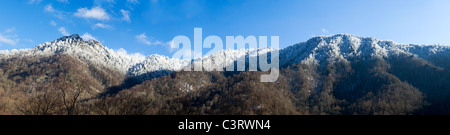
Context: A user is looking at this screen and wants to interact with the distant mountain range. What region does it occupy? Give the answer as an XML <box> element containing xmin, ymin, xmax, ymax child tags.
<box><xmin>1</xmin><ymin>34</ymin><xmax>450</xmax><ymax>115</ymax></box>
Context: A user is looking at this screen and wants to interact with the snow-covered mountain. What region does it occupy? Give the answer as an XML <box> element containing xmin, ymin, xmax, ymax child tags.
<box><xmin>0</xmin><ymin>34</ymin><xmax>146</xmax><ymax>74</ymax></box>
<box><xmin>3</xmin><ymin>33</ymin><xmax>450</xmax><ymax>115</ymax></box>
<box><xmin>0</xmin><ymin>34</ymin><xmax>277</xmax><ymax>80</ymax></box>
<box><xmin>280</xmin><ymin>34</ymin><xmax>450</xmax><ymax>68</ymax></box>
<box><xmin>1</xmin><ymin>34</ymin><xmax>449</xmax><ymax>80</ymax></box>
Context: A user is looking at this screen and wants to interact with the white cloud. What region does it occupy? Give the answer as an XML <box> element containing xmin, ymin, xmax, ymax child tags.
<box><xmin>58</xmin><ymin>27</ymin><xmax>70</xmax><ymax>36</ymax></box>
<box><xmin>57</xmin><ymin>0</ymin><xmax>69</xmax><ymax>3</ymax></box>
<box><xmin>23</xmin><ymin>39</ymin><xmax>34</xmax><ymax>44</ymax></box>
<box><xmin>27</xmin><ymin>0</ymin><xmax>42</xmax><ymax>4</ymax></box>
<box><xmin>321</xmin><ymin>28</ymin><xmax>330</xmax><ymax>34</ymax></box>
<box><xmin>0</xmin><ymin>28</ymin><xmax>19</xmax><ymax>45</ymax></box>
<box><xmin>93</xmin><ymin>0</ymin><xmax>116</xmax><ymax>7</ymax></box>
<box><xmin>44</xmin><ymin>4</ymin><xmax>56</xmax><ymax>13</ymax></box>
<box><xmin>81</xmin><ymin>33</ymin><xmax>97</xmax><ymax>41</ymax></box>
<box><xmin>116</xmin><ymin>48</ymin><xmax>127</xmax><ymax>54</ymax></box>
<box><xmin>44</xmin><ymin>4</ymin><xmax>64</xmax><ymax>19</ymax></box>
<box><xmin>135</xmin><ymin>33</ymin><xmax>166</xmax><ymax>45</ymax></box>
<box><xmin>127</xmin><ymin>0</ymin><xmax>139</xmax><ymax>4</ymax></box>
<box><xmin>74</xmin><ymin>7</ymin><xmax>111</xmax><ymax>21</ymax></box>
<box><xmin>50</xmin><ymin>21</ymin><xmax>57</xmax><ymax>26</ymax></box>
<box><xmin>120</xmin><ymin>9</ymin><xmax>131</xmax><ymax>22</ymax></box>
<box><xmin>0</xmin><ymin>35</ymin><xmax>17</xmax><ymax>45</ymax></box>
<box><xmin>5</xmin><ymin>28</ymin><xmax>16</xmax><ymax>33</ymax></box>
<box><xmin>116</xmin><ymin>48</ymin><xmax>145</xmax><ymax>58</ymax></box>
<box><xmin>94</xmin><ymin>23</ymin><xmax>112</xmax><ymax>29</ymax></box>
<box><xmin>136</xmin><ymin>33</ymin><xmax>151</xmax><ymax>45</ymax></box>
<box><xmin>116</xmin><ymin>48</ymin><xmax>128</xmax><ymax>55</ymax></box>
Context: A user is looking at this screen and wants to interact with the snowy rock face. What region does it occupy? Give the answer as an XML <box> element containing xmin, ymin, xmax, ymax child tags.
<box><xmin>126</xmin><ymin>48</ymin><xmax>277</xmax><ymax>80</ymax></box>
<box><xmin>279</xmin><ymin>34</ymin><xmax>450</xmax><ymax>68</ymax></box>
<box><xmin>126</xmin><ymin>54</ymin><xmax>190</xmax><ymax>79</ymax></box>
<box><xmin>0</xmin><ymin>34</ymin><xmax>146</xmax><ymax>74</ymax></box>
<box><xmin>1</xmin><ymin>34</ymin><xmax>449</xmax><ymax>80</ymax></box>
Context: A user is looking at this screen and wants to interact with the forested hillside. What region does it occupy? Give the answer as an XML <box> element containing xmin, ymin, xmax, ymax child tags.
<box><xmin>1</xmin><ymin>34</ymin><xmax>450</xmax><ymax>115</ymax></box>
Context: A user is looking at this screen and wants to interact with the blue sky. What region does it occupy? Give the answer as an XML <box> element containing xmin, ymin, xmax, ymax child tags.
<box><xmin>1</xmin><ymin>0</ymin><xmax>450</xmax><ymax>57</ymax></box>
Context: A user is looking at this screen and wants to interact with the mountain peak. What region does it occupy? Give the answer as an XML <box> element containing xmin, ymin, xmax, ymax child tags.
<box><xmin>320</xmin><ymin>33</ymin><xmax>356</xmax><ymax>38</ymax></box>
<box><xmin>56</xmin><ymin>34</ymin><xmax>83</xmax><ymax>42</ymax></box>
<box><xmin>313</xmin><ymin>34</ymin><xmax>379</xmax><ymax>41</ymax></box>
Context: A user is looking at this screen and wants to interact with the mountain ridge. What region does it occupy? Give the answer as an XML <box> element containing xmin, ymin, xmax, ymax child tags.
<box><xmin>2</xmin><ymin>34</ymin><xmax>450</xmax><ymax>115</ymax></box>
<box><xmin>1</xmin><ymin>34</ymin><xmax>450</xmax><ymax>79</ymax></box>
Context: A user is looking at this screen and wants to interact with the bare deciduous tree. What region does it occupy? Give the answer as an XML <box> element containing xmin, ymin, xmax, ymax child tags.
<box><xmin>18</xmin><ymin>86</ymin><xmax>62</xmax><ymax>115</ymax></box>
